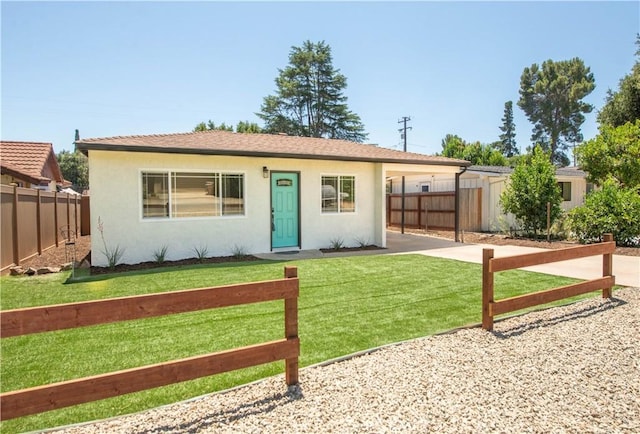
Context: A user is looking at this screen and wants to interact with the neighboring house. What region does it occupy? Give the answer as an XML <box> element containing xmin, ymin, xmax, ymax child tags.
<box><xmin>76</xmin><ymin>130</ymin><xmax>469</xmax><ymax>267</ymax></box>
<box><xmin>392</xmin><ymin>165</ymin><xmax>590</xmax><ymax>232</ymax></box>
<box><xmin>0</xmin><ymin>141</ymin><xmax>66</xmax><ymax>191</ymax></box>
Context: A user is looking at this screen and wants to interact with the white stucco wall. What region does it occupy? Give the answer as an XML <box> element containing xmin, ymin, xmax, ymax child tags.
<box><xmin>88</xmin><ymin>150</ymin><xmax>382</xmax><ymax>266</ymax></box>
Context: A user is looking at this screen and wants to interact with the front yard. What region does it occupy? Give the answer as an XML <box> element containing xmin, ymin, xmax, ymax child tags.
<box><xmin>1</xmin><ymin>254</ymin><xmax>587</xmax><ymax>433</ymax></box>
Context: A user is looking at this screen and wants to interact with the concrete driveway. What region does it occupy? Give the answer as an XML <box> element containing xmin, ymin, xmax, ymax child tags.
<box><xmin>386</xmin><ymin>231</ymin><xmax>639</xmax><ymax>287</ymax></box>
<box><xmin>258</xmin><ymin>231</ymin><xmax>639</xmax><ymax>287</ymax></box>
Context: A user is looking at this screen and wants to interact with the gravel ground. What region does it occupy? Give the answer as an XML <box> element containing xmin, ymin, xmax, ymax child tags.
<box><xmin>52</xmin><ymin>287</ymin><xmax>639</xmax><ymax>434</ymax></box>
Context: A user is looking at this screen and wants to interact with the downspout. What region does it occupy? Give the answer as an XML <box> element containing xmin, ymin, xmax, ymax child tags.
<box><xmin>454</xmin><ymin>166</ymin><xmax>468</xmax><ymax>242</ymax></box>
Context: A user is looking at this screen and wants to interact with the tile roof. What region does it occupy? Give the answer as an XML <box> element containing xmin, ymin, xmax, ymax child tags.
<box><xmin>75</xmin><ymin>130</ymin><xmax>470</xmax><ymax>167</ymax></box>
<box><xmin>0</xmin><ymin>141</ymin><xmax>64</xmax><ymax>184</ymax></box>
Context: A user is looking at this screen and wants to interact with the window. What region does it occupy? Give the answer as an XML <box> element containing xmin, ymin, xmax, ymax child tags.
<box><xmin>141</xmin><ymin>171</ymin><xmax>244</xmax><ymax>219</ymax></box>
<box><xmin>558</xmin><ymin>182</ymin><xmax>572</xmax><ymax>201</ymax></box>
<box><xmin>142</xmin><ymin>172</ymin><xmax>169</xmax><ymax>218</ymax></box>
<box><xmin>321</xmin><ymin>175</ymin><xmax>355</xmax><ymax>213</ymax></box>
<box><xmin>420</xmin><ymin>183</ymin><xmax>430</xmax><ymax>193</ymax></box>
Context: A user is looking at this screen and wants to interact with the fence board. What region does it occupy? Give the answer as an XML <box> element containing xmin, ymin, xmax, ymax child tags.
<box><xmin>1</xmin><ymin>278</ymin><xmax>299</xmax><ymax>338</ymax></box>
<box><xmin>490</xmin><ymin>242</ymin><xmax>615</xmax><ymax>272</ymax></box>
<box><xmin>490</xmin><ymin>277</ymin><xmax>615</xmax><ymax>316</ymax></box>
<box><xmin>0</xmin><ymin>339</ymin><xmax>299</xmax><ymax>421</ymax></box>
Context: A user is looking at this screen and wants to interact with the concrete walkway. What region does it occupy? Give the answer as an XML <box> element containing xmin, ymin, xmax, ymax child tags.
<box><xmin>386</xmin><ymin>231</ymin><xmax>639</xmax><ymax>287</ymax></box>
<box><xmin>257</xmin><ymin>231</ymin><xmax>639</xmax><ymax>287</ymax></box>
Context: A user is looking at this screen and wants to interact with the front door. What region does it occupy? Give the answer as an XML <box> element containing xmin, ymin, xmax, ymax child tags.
<box><xmin>271</xmin><ymin>172</ymin><xmax>300</xmax><ymax>249</ymax></box>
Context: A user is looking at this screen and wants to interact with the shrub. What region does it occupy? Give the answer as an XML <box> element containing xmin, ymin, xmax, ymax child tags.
<box><xmin>499</xmin><ymin>146</ymin><xmax>562</xmax><ymax>238</ymax></box>
<box><xmin>192</xmin><ymin>245</ymin><xmax>209</xmax><ymax>262</ymax></box>
<box><xmin>97</xmin><ymin>216</ymin><xmax>125</xmax><ymax>270</ymax></box>
<box><xmin>567</xmin><ymin>180</ymin><xmax>640</xmax><ymax>246</ymax></box>
<box><xmin>329</xmin><ymin>237</ymin><xmax>344</xmax><ymax>250</ymax></box>
<box><xmin>152</xmin><ymin>245</ymin><xmax>169</xmax><ymax>264</ymax></box>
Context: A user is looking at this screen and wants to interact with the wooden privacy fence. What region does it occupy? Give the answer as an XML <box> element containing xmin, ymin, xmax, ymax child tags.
<box><xmin>0</xmin><ymin>266</ymin><xmax>300</xmax><ymax>421</ymax></box>
<box><xmin>387</xmin><ymin>188</ymin><xmax>482</xmax><ymax>231</ymax></box>
<box><xmin>0</xmin><ymin>185</ymin><xmax>83</xmax><ymax>273</ymax></box>
<box><xmin>482</xmin><ymin>234</ymin><xmax>615</xmax><ymax>331</ymax></box>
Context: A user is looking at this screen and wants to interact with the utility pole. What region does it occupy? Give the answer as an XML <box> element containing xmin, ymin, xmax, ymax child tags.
<box><xmin>398</xmin><ymin>117</ymin><xmax>412</xmax><ymax>234</ymax></box>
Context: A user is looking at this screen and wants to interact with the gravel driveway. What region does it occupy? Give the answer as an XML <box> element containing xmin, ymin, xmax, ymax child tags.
<box><xmin>52</xmin><ymin>287</ymin><xmax>639</xmax><ymax>434</ymax></box>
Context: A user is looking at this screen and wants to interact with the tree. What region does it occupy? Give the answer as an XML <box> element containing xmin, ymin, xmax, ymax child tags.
<box><xmin>439</xmin><ymin>134</ymin><xmax>507</xmax><ymax>166</ymax></box>
<box><xmin>518</xmin><ymin>58</ymin><xmax>595</xmax><ymax>166</ymax></box>
<box><xmin>500</xmin><ymin>146</ymin><xmax>562</xmax><ymax>237</ymax></box>
<box><xmin>576</xmin><ymin>120</ymin><xmax>640</xmax><ymax>190</ymax></box>
<box><xmin>193</xmin><ymin>120</ymin><xmax>233</xmax><ymax>132</ymax></box>
<box><xmin>256</xmin><ymin>40</ymin><xmax>367</xmax><ymax>142</ymax></box>
<box><xmin>236</xmin><ymin>121</ymin><xmax>262</xmax><ymax>134</ymax></box>
<box><xmin>597</xmin><ymin>34</ymin><xmax>640</xmax><ymax>127</ymax></box>
<box><xmin>57</xmin><ymin>150</ymin><xmax>89</xmax><ymax>190</ymax></box>
<box><xmin>497</xmin><ymin>101</ymin><xmax>518</xmax><ymax>157</ymax></box>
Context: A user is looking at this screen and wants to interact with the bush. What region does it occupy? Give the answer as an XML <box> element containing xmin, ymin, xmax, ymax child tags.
<box><xmin>567</xmin><ymin>180</ymin><xmax>640</xmax><ymax>246</ymax></box>
<box><xmin>500</xmin><ymin>146</ymin><xmax>562</xmax><ymax>238</ymax></box>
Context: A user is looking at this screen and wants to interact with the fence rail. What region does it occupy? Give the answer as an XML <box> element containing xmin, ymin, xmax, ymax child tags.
<box><xmin>386</xmin><ymin>189</ymin><xmax>481</xmax><ymax>231</ymax></box>
<box><xmin>482</xmin><ymin>234</ymin><xmax>615</xmax><ymax>331</ymax></box>
<box><xmin>0</xmin><ymin>266</ymin><xmax>300</xmax><ymax>421</ymax></box>
<box><xmin>0</xmin><ymin>185</ymin><xmax>83</xmax><ymax>273</ymax></box>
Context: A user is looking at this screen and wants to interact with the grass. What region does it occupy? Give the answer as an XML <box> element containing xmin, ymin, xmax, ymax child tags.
<box><xmin>0</xmin><ymin>254</ymin><xmax>595</xmax><ymax>433</ymax></box>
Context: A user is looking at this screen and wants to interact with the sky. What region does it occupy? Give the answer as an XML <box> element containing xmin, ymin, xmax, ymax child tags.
<box><xmin>2</xmin><ymin>1</ymin><xmax>638</xmax><ymax>158</ymax></box>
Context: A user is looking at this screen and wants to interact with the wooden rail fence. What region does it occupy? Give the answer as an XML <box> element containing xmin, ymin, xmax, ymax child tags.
<box><xmin>482</xmin><ymin>234</ymin><xmax>615</xmax><ymax>331</ymax></box>
<box><xmin>0</xmin><ymin>266</ymin><xmax>300</xmax><ymax>421</ymax></box>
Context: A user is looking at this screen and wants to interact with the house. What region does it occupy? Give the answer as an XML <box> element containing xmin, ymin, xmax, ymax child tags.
<box><xmin>391</xmin><ymin>165</ymin><xmax>591</xmax><ymax>232</ymax></box>
<box><xmin>75</xmin><ymin>130</ymin><xmax>470</xmax><ymax>267</ymax></box>
<box><xmin>0</xmin><ymin>141</ymin><xmax>65</xmax><ymax>191</ymax></box>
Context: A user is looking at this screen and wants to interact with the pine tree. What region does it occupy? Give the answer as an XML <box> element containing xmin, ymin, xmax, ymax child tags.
<box><xmin>257</xmin><ymin>40</ymin><xmax>367</xmax><ymax>142</ymax></box>
<box><xmin>498</xmin><ymin>101</ymin><xmax>518</xmax><ymax>157</ymax></box>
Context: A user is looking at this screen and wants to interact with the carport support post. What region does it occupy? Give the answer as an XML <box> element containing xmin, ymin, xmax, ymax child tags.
<box><xmin>401</xmin><ymin>176</ymin><xmax>406</xmax><ymax>234</ymax></box>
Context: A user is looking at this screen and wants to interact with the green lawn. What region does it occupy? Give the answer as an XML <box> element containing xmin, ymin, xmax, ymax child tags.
<box><xmin>1</xmin><ymin>254</ymin><xmax>591</xmax><ymax>433</ymax></box>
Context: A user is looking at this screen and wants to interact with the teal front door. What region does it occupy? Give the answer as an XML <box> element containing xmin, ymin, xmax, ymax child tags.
<box><xmin>271</xmin><ymin>172</ymin><xmax>300</xmax><ymax>249</ymax></box>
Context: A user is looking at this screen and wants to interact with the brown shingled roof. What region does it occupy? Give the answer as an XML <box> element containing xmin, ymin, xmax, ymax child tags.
<box><xmin>0</xmin><ymin>141</ymin><xmax>64</xmax><ymax>184</ymax></box>
<box><xmin>76</xmin><ymin>130</ymin><xmax>470</xmax><ymax>167</ymax></box>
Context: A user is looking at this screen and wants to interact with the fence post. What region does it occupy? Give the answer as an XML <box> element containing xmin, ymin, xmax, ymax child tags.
<box><xmin>482</xmin><ymin>248</ymin><xmax>494</xmax><ymax>330</ymax></box>
<box><xmin>36</xmin><ymin>189</ymin><xmax>42</xmax><ymax>255</ymax></box>
<box><xmin>12</xmin><ymin>185</ymin><xmax>20</xmax><ymax>266</ymax></box>
<box><xmin>602</xmin><ymin>233</ymin><xmax>613</xmax><ymax>299</ymax></box>
<box><xmin>54</xmin><ymin>191</ymin><xmax>59</xmax><ymax>247</ymax></box>
<box><xmin>284</xmin><ymin>266</ymin><xmax>299</xmax><ymax>385</ymax></box>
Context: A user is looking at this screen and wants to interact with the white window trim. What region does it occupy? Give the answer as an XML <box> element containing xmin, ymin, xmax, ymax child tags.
<box><xmin>321</xmin><ymin>174</ymin><xmax>357</xmax><ymax>214</ymax></box>
<box><xmin>139</xmin><ymin>169</ymin><xmax>247</xmax><ymax>221</ymax></box>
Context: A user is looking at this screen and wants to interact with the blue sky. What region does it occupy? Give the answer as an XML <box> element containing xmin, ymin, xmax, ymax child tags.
<box><xmin>2</xmin><ymin>1</ymin><xmax>638</xmax><ymax>157</ymax></box>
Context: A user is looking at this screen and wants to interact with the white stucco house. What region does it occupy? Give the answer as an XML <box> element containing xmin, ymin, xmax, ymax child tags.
<box><xmin>391</xmin><ymin>165</ymin><xmax>591</xmax><ymax>232</ymax></box>
<box><xmin>76</xmin><ymin>130</ymin><xmax>469</xmax><ymax>267</ymax></box>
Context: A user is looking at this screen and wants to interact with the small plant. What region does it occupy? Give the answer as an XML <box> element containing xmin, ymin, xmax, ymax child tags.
<box><xmin>192</xmin><ymin>245</ymin><xmax>209</xmax><ymax>262</ymax></box>
<box><xmin>329</xmin><ymin>237</ymin><xmax>344</xmax><ymax>251</ymax></box>
<box><xmin>97</xmin><ymin>216</ymin><xmax>125</xmax><ymax>270</ymax></box>
<box><xmin>152</xmin><ymin>245</ymin><xmax>169</xmax><ymax>264</ymax></box>
<box><xmin>230</xmin><ymin>244</ymin><xmax>247</xmax><ymax>260</ymax></box>
<box><xmin>354</xmin><ymin>235</ymin><xmax>370</xmax><ymax>248</ymax></box>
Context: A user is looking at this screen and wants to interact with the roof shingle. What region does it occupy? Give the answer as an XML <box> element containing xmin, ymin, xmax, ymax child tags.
<box><xmin>76</xmin><ymin>130</ymin><xmax>470</xmax><ymax>167</ymax></box>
